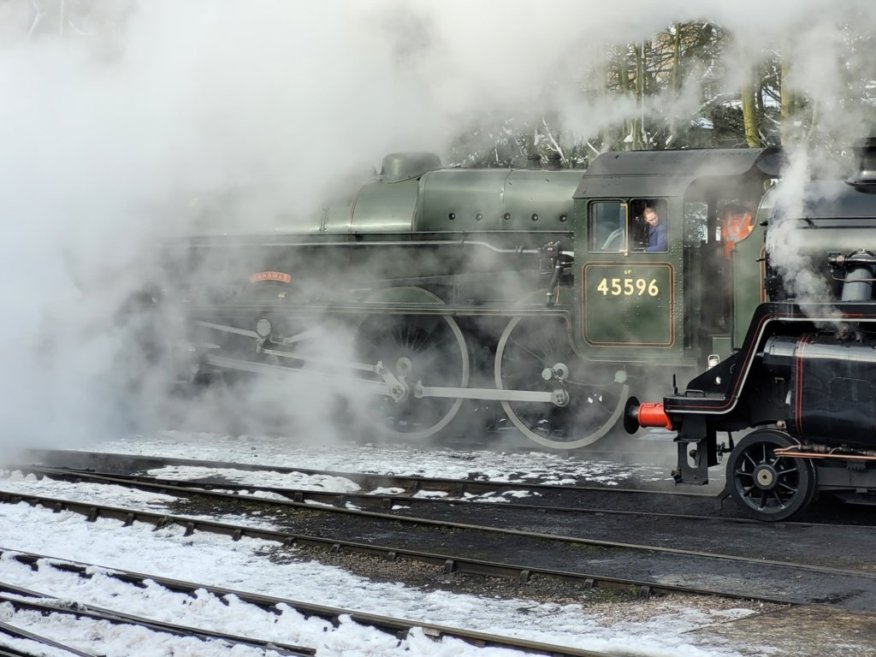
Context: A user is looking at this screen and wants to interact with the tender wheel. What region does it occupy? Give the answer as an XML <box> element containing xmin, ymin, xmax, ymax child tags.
<box><xmin>494</xmin><ymin>317</ymin><xmax>628</xmax><ymax>449</ymax></box>
<box><xmin>725</xmin><ymin>429</ymin><xmax>816</xmax><ymax>522</ymax></box>
<box><xmin>356</xmin><ymin>313</ymin><xmax>469</xmax><ymax>440</ymax></box>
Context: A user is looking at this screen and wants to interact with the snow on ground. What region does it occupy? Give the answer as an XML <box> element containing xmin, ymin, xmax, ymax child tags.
<box><xmin>0</xmin><ymin>469</ymin><xmax>528</xmax><ymax>526</ymax></box>
<box><xmin>0</xmin><ymin>470</ymin><xmax>304</xmax><ymax>532</ymax></box>
<box><xmin>145</xmin><ymin>465</ymin><xmax>364</xmax><ymax>494</ymax></box>
<box><xmin>73</xmin><ymin>430</ymin><xmax>676</xmax><ymax>487</ymax></box>
<box><xmin>2</xmin><ymin>470</ymin><xmax>188</xmax><ymax>514</ymax></box>
<box><xmin>0</xmin><ymin>500</ymin><xmax>766</xmax><ymax>657</ymax></box>
<box><xmin>0</xmin><ymin>430</ymin><xmax>750</xmax><ymax>656</ymax></box>
<box><xmin>143</xmin><ymin>465</ymin><xmax>541</xmax><ymax>504</ymax></box>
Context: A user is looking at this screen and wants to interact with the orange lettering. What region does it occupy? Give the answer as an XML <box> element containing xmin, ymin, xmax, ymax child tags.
<box><xmin>249</xmin><ymin>271</ymin><xmax>292</xmax><ymax>284</ymax></box>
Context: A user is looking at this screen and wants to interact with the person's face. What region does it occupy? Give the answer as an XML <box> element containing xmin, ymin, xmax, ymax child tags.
<box><xmin>644</xmin><ymin>208</ymin><xmax>658</xmax><ymax>226</ymax></box>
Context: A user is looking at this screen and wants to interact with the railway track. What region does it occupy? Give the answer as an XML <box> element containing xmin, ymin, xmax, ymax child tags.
<box><xmin>0</xmin><ymin>582</ymin><xmax>314</xmax><ymax>656</ymax></box>
<box><xmin>0</xmin><ymin>619</ymin><xmax>99</xmax><ymax>657</ymax></box>
<box><xmin>15</xmin><ymin>448</ymin><xmax>718</xmax><ymax>512</ymax></box>
<box><xmin>22</xmin><ymin>446</ymin><xmax>688</xmax><ymax>486</ymax></box>
<box><xmin>11</xmin><ymin>457</ymin><xmax>876</xmax><ymax>567</ymax></box>
<box><xmin>3</xmin><ymin>467</ymin><xmax>876</xmax><ymax>610</ymax></box>
<box><xmin>0</xmin><ymin>547</ymin><xmax>611</xmax><ymax>657</ymax></box>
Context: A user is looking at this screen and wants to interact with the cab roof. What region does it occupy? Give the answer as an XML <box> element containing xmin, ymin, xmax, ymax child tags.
<box><xmin>574</xmin><ymin>147</ymin><xmax>785</xmax><ymax>199</ymax></box>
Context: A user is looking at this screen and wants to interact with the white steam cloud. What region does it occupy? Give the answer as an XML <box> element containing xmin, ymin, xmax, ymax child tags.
<box><xmin>0</xmin><ymin>0</ymin><xmax>874</xmax><ymax>448</ymax></box>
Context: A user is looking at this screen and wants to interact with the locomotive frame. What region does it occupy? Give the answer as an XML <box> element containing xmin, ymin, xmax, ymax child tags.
<box><xmin>175</xmin><ymin>147</ymin><xmax>784</xmax><ymax>449</ymax></box>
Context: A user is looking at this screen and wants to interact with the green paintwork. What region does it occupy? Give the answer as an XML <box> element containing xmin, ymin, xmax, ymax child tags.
<box><xmin>189</xmin><ymin>148</ymin><xmax>784</xmax><ymax>373</ymax></box>
<box><xmin>351</xmin><ymin>179</ymin><xmax>421</xmax><ymax>233</ymax></box>
<box><xmin>580</xmin><ymin>263</ymin><xmax>674</xmax><ymax>347</ymax></box>
<box><xmin>570</xmin><ymin>148</ymin><xmax>782</xmax><ymax>364</ymax></box>
<box><xmin>416</xmin><ymin>168</ymin><xmax>580</xmax><ymax>233</ymax></box>
<box><xmin>380</xmin><ymin>152</ymin><xmax>442</xmax><ymax>183</ymax></box>
<box><xmin>360</xmin><ymin>285</ymin><xmax>446</xmax><ymax>305</ymax></box>
<box><xmin>732</xmin><ymin>201</ymin><xmax>768</xmax><ymax>349</ymax></box>
<box><xmin>314</xmin><ymin>153</ymin><xmax>582</xmax><ymax>235</ymax></box>
<box><xmin>710</xmin><ymin>335</ymin><xmax>733</xmax><ymax>361</ymax></box>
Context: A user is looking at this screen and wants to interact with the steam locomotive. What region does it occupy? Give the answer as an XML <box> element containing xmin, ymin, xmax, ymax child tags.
<box><xmin>625</xmin><ymin>137</ymin><xmax>876</xmax><ymax>520</ymax></box>
<box><xmin>176</xmin><ymin>144</ymin><xmax>787</xmax><ymax>449</ymax></box>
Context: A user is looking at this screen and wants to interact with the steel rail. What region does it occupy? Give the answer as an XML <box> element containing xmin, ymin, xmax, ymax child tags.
<box><xmin>0</xmin><ymin>547</ymin><xmax>613</xmax><ymax>657</ymax></box>
<box><xmin>17</xmin><ymin>464</ymin><xmax>744</xmax><ymax>525</ymax></box>
<box><xmin>11</xmin><ymin>469</ymin><xmax>874</xmax><ymax>581</ymax></box>
<box><xmin>0</xmin><ymin>619</ymin><xmax>97</xmax><ymax>657</ymax></box>
<box><xmin>20</xmin><ymin>448</ymin><xmax>714</xmax><ymax>498</ymax></box>
<box><xmin>0</xmin><ymin>584</ymin><xmax>313</xmax><ymax>656</ymax></box>
<box><xmin>9</xmin><ymin>471</ymin><xmax>743</xmax><ymax>563</ymax></box>
<box><xmin>0</xmin><ymin>487</ymin><xmax>818</xmax><ymax>607</ymax></box>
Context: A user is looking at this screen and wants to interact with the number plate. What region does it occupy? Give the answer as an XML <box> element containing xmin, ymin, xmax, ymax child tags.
<box><xmin>581</xmin><ymin>263</ymin><xmax>674</xmax><ymax>346</ymax></box>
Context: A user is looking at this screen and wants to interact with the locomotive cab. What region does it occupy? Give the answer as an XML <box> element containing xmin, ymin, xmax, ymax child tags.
<box><xmin>571</xmin><ymin>148</ymin><xmax>783</xmax><ymax>371</ymax></box>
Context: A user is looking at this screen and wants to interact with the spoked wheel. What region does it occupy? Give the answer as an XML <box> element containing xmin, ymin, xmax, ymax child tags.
<box><xmin>494</xmin><ymin>317</ymin><xmax>628</xmax><ymax>450</ymax></box>
<box><xmin>355</xmin><ymin>312</ymin><xmax>469</xmax><ymax>440</ymax></box>
<box><xmin>725</xmin><ymin>429</ymin><xmax>816</xmax><ymax>522</ymax></box>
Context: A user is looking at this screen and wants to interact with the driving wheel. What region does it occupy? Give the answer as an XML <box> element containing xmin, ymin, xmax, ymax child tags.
<box><xmin>355</xmin><ymin>312</ymin><xmax>469</xmax><ymax>440</ymax></box>
<box><xmin>494</xmin><ymin>316</ymin><xmax>628</xmax><ymax>449</ymax></box>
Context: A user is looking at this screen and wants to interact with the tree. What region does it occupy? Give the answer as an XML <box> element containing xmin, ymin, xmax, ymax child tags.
<box><xmin>741</xmin><ymin>78</ymin><xmax>762</xmax><ymax>147</ymax></box>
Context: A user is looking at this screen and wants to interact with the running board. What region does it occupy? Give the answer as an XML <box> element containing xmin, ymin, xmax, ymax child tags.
<box><xmin>203</xmin><ymin>354</ymin><xmax>400</xmax><ymax>398</ymax></box>
<box><xmin>203</xmin><ymin>354</ymin><xmax>567</xmax><ymax>405</ymax></box>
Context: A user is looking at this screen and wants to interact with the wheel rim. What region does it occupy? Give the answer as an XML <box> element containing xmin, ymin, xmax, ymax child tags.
<box><xmin>356</xmin><ymin>313</ymin><xmax>469</xmax><ymax>440</ymax></box>
<box><xmin>728</xmin><ymin>430</ymin><xmax>814</xmax><ymax>520</ymax></box>
<box><xmin>494</xmin><ymin>316</ymin><xmax>627</xmax><ymax>449</ymax></box>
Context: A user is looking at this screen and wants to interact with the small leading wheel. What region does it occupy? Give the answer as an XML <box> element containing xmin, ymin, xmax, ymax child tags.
<box><xmin>725</xmin><ymin>429</ymin><xmax>816</xmax><ymax>522</ymax></box>
<box><xmin>494</xmin><ymin>317</ymin><xmax>628</xmax><ymax>450</ymax></box>
<box><xmin>355</xmin><ymin>312</ymin><xmax>469</xmax><ymax>441</ymax></box>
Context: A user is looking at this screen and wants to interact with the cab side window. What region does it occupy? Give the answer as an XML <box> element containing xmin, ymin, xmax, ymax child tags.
<box><xmin>683</xmin><ymin>202</ymin><xmax>708</xmax><ymax>245</ymax></box>
<box><xmin>718</xmin><ymin>201</ymin><xmax>754</xmax><ymax>257</ymax></box>
<box><xmin>630</xmin><ymin>199</ymin><xmax>668</xmax><ymax>252</ymax></box>
<box><xmin>589</xmin><ymin>201</ymin><xmax>626</xmax><ymax>252</ymax></box>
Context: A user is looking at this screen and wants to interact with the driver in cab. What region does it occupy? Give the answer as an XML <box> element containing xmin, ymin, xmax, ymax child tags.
<box><xmin>643</xmin><ymin>204</ymin><xmax>667</xmax><ymax>252</ymax></box>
